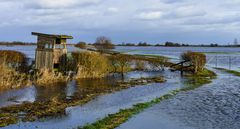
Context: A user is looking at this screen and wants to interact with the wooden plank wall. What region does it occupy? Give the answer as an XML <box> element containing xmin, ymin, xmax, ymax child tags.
<box><xmin>35</xmin><ymin>50</ymin><xmax>54</xmax><ymax>70</ymax></box>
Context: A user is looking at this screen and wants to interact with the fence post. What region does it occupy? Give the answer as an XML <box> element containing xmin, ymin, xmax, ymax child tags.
<box><xmin>216</xmin><ymin>55</ymin><xmax>218</xmax><ymax>67</ymax></box>
<box><xmin>180</xmin><ymin>62</ymin><xmax>183</xmax><ymax>76</ymax></box>
<box><xmin>229</xmin><ymin>56</ymin><xmax>231</xmax><ymax>70</ymax></box>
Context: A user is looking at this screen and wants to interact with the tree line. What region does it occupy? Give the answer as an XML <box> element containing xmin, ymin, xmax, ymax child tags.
<box><xmin>75</xmin><ymin>37</ymin><xmax>240</xmax><ymax>48</ymax></box>
<box><xmin>0</xmin><ymin>41</ymin><xmax>35</xmax><ymax>46</ymax></box>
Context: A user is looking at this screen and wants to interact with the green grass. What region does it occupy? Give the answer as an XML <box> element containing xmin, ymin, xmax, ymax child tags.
<box><xmin>79</xmin><ymin>90</ymin><xmax>179</xmax><ymax>129</ymax></box>
<box><xmin>78</xmin><ymin>69</ymin><xmax>216</xmax><ymax>129</ymax></box>
<box><xmin>214</xmin><ymin>67</ymin><xmax>240</xmax><ymax>76</ymax></box>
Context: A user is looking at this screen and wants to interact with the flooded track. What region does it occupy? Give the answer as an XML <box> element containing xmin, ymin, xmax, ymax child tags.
<box><xmin>117</xmin><ymin>69</ymin><xmax>240</xmax><ymax>129</ymax></box>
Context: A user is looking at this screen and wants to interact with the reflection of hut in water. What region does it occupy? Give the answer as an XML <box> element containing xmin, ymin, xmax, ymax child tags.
<box><xmin>32</xmin><ymin>32</ymin><xmax>73</xmax><ymax>71</ymax></box>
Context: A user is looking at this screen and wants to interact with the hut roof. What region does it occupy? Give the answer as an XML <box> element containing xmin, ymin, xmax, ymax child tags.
<box><xmin>32</xmin><ymin>32</ymin><xmax>73</xmax><ymax>39</ymax></box>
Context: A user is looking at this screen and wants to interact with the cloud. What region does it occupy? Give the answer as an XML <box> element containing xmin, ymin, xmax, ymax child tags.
<box><xmin>136</xmin><ymin>11</ymin><xmax>163</xmax><ymax>20</ymax></box>
<box><xmin>26</xmin><ymin>0</ymin><xmax>102</xmax><ymax>9</ymax></box>
<box><xmin>0</xmin><ymin>0</ymin><xmax>240</xmax><ymax>43</ymax></box>
<box><xmin>107</xmin><ymin>7</ymin><xmax>119</xmax><ymax>13</ymax></box>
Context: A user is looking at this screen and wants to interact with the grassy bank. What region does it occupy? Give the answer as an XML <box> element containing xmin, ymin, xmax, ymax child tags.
<box><xmin>79</xmin><ymin>69</ymin><xmax>216</xmax><ymax>129</ymax></box>
<box><xmin>35</xmin><ymin>70</ymin><xmax>68</xmax><ymax>86</ymax></box>
<box><xmin>214</xmin><ymin>67</ymin><xmax>240</xmax><ymax>76</ymax></box>
<box><xmin>0</xmin><ymin>64</ymin><xmax>30</xmax><ymax>90</ymax></box>
<box><xmin>0</xmin><ymin>75</ymin><xmax>165</xmax><ymax>127</ymax></box>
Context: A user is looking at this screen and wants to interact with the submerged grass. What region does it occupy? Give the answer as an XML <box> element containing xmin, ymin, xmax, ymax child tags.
<box><xmin>79</xmin><ymin>69</ymin><xmax>216</xmax><ymax>129</ymax></box>
<box><xmin>183</xmin><ymin>69</ymin><xmax>217</xmax><ymax>90</ymax></box>
<box><xmin>214</xmin><ymin>67</ymin><xmax>240</xmax><ymax>76</ymax></box>
<box><xmin>0</xmin><ymin>113</ymin><xmax>17</xmax><ymax>127</ymax></box>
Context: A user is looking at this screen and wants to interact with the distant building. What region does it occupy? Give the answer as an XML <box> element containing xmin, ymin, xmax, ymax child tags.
<box><xmin>32</xmin><ymin>32</ymin><xmax>73</xmax><ymax>71</ymax></box>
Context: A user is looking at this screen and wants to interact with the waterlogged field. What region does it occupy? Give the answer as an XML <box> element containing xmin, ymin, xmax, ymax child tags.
<box><xmin>0</xmin><ymin>45</ymin><xmax>240</xmax><ymax>129</ymax></box>
<box><xmin>1</xmin><ymin>45</ymin><xmax>240</xmax><ymax>70</ymax></box>
<box><xmin>116</xmin><ymin>46</ymin><xmax>240</xmax><ymax>71</ymax></box>
<box><xmin>2</xmin><ymin>70</ymin><xmax>184</xmax><ymax>129</ymax></box>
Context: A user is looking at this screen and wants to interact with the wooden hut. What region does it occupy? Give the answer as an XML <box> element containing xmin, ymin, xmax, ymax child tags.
<box><xmin>32</xmin><ymin>32</ymin><xmax>73</xmax><ymax>71</ymax></box>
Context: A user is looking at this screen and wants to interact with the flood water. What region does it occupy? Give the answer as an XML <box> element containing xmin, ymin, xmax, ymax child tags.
<box><xmin>117</xmin><ymin>69</ymin><xmax>240</xmax><ymax>129</ymax></box>
<box><xmin>116</xmin><ymin>46</ymin><xmax>240</xmax><ymax>70</ymax></box>
<box><xmin>1</xmin><ymin>45</ymin><xmax>240</xmax><ymax>129</ymax></box>
<box><xmin>0</xmin><ymin>71</ymin><xmax>164</xmax><ymax>108</ymax></box>
<box><xmin>2</xmin><ymin>70</ymin><xmax>185</xmax><ymax>129</ymax></box>
<box><xmin>1</xmin><ymin>45</ymin><xmax>240</xmax><ymax>70</ymax></box>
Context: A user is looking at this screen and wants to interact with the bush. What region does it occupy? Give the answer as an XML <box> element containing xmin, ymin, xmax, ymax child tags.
<box><xmin>75</xmin><ymin>42</ymin><xmax>87</xmax><ymax>49</ymax></box>
<box><xmin>0</xmin><ymin>50</ymin><xmax>28</xmax><ymax>71</ymax></box>
<box><xmin>181</xmin><ymin>51</ymin><xmax>206</xmax><ymax>73</ymax></box>
<box><xmin>114</xmin><ymin>54</ymin><xmax>132</xmax><ymax>74</ymax></box>
<box><xmin>72</xmin><ymin>51</ymin><xmax>110</xmax><ymax>78</ymax></box>
<box><xmin>135</xmin><ymin>60</ymin><xmax>146</xmax><ymax>70</ymax></box>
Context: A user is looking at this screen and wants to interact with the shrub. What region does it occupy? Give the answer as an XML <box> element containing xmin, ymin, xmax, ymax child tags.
<box><xmin>114</xmin><ymin>54</ymin><xmax>132</xmax><ymax>76</ymax></box>
<box><xmin>0</xmin><ymin>50</ymin><xmax>28</xmax><ymax>71</ymax></box>
<box><xmin>75</xmin><ymin>42</ymin><xmax>87</xmax><ymax>49</ymax></box>
<box><xmin>181</xmin><ymin>51</ymin><xmax>206</xmax><ymax>73</ymax></box>
<box><xmin>135</xmin><ymin>60</ymin><xmax>146</xmax><ymax>71</ymax></box>
<box><xmin>108</xmin><ymin>55</ymin><xmax>119</xmax><ymax>73</ymax></box>
<box><xmin>107</xmin><ymin>54</ymin><xmax>132</xmax><ymax>74</ymax></box>
<box><xmin>72</xmin><ymin>51</ymin><xmax>110</xmax><ymax>78</ymax></box>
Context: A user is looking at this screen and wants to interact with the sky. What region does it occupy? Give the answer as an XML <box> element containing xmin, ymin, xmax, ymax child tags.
<box><xmin>0</xmin><ymin>0</ymin><xmax>240</xmax><ymax>44</ymax></box>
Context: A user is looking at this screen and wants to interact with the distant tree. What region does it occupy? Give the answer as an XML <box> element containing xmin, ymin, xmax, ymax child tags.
<box><xmin>125</xmin><ymin>43</ymin><xmax>135</xmax><ymax>46</ymax></box>
<box><xmin>93</xmin><ymin>36</ymin><xmax>115</xmax><ymax>53</ymax></box>
<box><xmin>138</xmin><ymin>42</ymin><xmax>151</xmax><ymax>46</ymax></box>
<box><xmin>210</xmin><ymin>43</ymin><xmax>218</xmax><ymax>47</ymax></box>
<box><xmin>181</xmin><ymin>43</ymin><xmax>189</xmax><ymax>46</ymax></box>
<box><xmin>155</xmin><ymin>44</ymin><xmax>162</xmax><ymax>46</ymax></box>
<box><xmin>75</xmin><ymin>41</ymin><xmax>87</xmax><ymax>49</ymax></box>
<box><xmin>165</xmin><ymin>42</ymin><xmax>181</xmax><ymax>47</ymax></box>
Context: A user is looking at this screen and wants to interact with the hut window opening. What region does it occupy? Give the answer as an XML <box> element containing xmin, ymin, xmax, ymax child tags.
<box><xmin>54</xmin><ymin>63</ymin><xmax>60</xmax><ymax>69</ymax></box>
<box><xmin>44</xmin><ymin>43</ymin><xmax>53</xmax><ymax>49</ymax></box>
<box><xmin>55</xmin><ymin>44</ymin><xmax>64</xmax><ymax>49</ymax></box>
<box><xmin>56</xmin><ymin>38</ymin><xmax>61</xmax><ymax>44</ymax></box>
<box><xmin>44</xmin><ymin>43</ymin><xmax>48</xmax><ymax>49</ymax></box>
